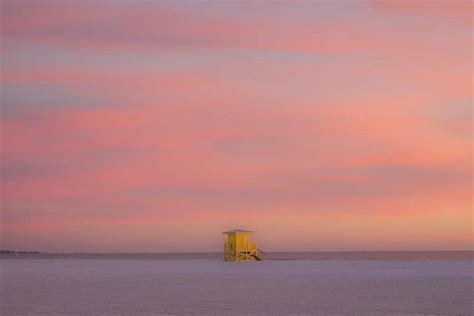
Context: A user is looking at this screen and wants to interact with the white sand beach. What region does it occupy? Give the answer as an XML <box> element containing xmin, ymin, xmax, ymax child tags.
<box><xmin>1</xmin><ymin>258</ymin><xmax>472</xmax><ymax>315</ymax></box>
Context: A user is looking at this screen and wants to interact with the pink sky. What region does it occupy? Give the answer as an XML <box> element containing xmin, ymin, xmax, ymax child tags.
<box><xmin>1</xmin><ymin>1</ymin><xmax>472</xmax><ymax>252</ymax></box>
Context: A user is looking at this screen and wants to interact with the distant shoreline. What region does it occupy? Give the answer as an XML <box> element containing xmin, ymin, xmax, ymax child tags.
<box><xmin>1</xmin><ymin>251</ymin><xmax>472</xmax><ymax>261</ymax></box>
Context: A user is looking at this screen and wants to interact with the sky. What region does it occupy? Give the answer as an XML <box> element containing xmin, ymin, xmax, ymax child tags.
<box><xmin>1</xmin><ymin>1</ymin><xmax>472</xmax><ymax>252</ymax></box>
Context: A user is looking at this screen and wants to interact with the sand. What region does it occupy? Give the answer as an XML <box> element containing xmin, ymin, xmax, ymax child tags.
<box><xmin>1</xmin><ymin>259</ymin><xmax>472</xmax><ymax>315</ymax></box>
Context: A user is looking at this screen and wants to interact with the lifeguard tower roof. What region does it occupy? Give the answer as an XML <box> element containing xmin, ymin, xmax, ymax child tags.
<box><xmin>222</xmin><ymin>229</ymin><xmax>254</xmax><ymax>234</ymax></box>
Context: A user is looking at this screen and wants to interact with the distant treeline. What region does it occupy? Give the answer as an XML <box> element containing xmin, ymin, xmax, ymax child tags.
<box><xmin>0</xmin><ymin>250</ymin><xmax>41</xmax><ymax>254</ymax></box>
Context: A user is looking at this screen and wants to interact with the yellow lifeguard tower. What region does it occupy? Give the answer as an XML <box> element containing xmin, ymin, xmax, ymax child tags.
<box><xmin>223</xmin><ymin>229</ymin><xmax>265</xmax><ymax>261</ymax></box>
